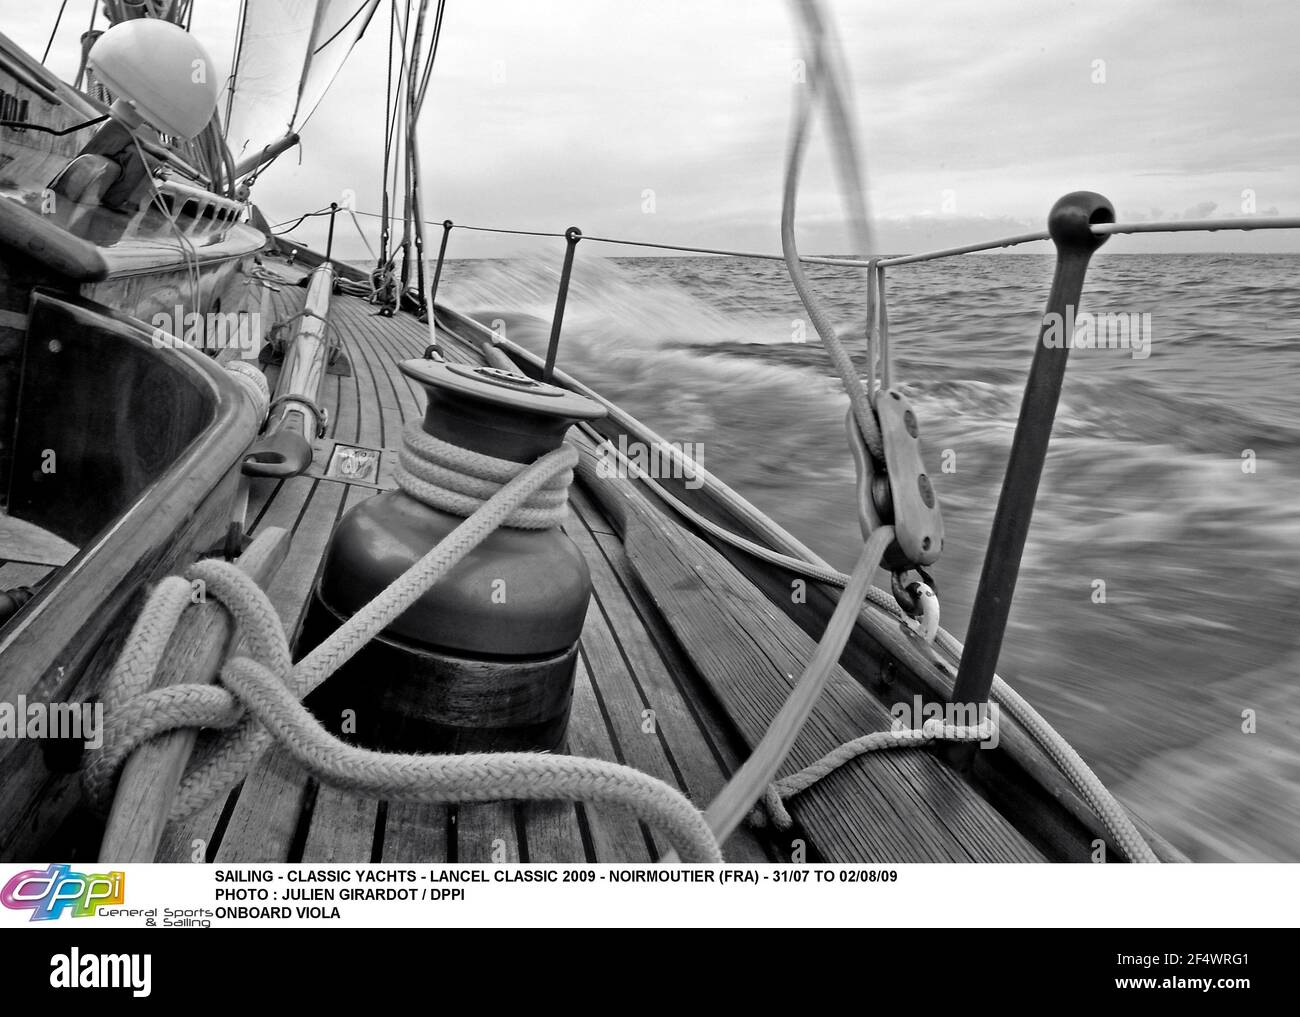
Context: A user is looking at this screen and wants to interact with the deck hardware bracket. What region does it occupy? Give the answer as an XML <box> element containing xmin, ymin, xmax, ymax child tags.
<box><xmin>891</xmin><ymin>568</ymin><xmax>940</xmax><ymax>643</ymax></box>
<box><xmin>325</xmin><ymin>442</ymin><xmax>384</xmax><ymax>486</ymax></box>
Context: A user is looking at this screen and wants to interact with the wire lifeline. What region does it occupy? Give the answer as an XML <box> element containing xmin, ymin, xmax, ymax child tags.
<box><xmin>341</xmin><ymin>207</ymin><xmax>1300</xmax><ymax>267</ymax></box>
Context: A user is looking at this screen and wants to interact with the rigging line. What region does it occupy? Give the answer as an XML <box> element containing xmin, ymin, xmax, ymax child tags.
<box><xmin>788</xmin><ymin>0</ymin><xmax>873</xmax><ymax>259</ymax></box>
<box><xmin>291</xmin><ymin>0</ymin><xmax>331</xmax><ymax>130</ymax></box>
<box><xmin>74</xmin><ymin>0</ymin><xmax>98</xmax><ymax>90</ymax></box>
<box><xmin>346</xmin><ymin>209</ymin><xmax>378</xmax><ymax>261</ymax></box>
<box><xmin>351</xmin><ymin>210</ymin><xmax>567</xmax><ymax>239</ymax></box>
<box><xmin>345</xmin><ymin>209</ymin><xmax>1300</xmax><ymax>260</ymax></box>
<box><xmin>383</xmin><ymin>0</ymin><xmax>414</xmax><ymax>196</ymax></box>
<box><xmin>385</xmin><ymin>0</ymin><xmax>411</xmax><ymax>216</ymax></box>
<box><xmin>212</xmin><ymin>110</ymin><xmax>239</xmax><ymax>199</ymax></box>
<box><xmin>313</xmin><ymin>0</ymin><xmax>374</xmax><ymax>55</ymax></box>
<box><xmin>269</xmin><ymin>206</ymin><xmax>335</xmax><ymax>231</ymax></box>
<box><xmin>0</xmin><ymin>114</ymin><xmax>109</xmax><ymax>136</ymax></box>
<box><xmin>414</xmin><ymin>0</ymin><xmax>447</xmax><ymax>114</ymax></box>
<box><xmin>222</xmin><ymin>0</ymin><xmax>249</xmax><ymax>142</ymax></box>
<box><xmin>392</xmin><ymin>0</ymin><xmax>419</xmax><ymax>259</ymax></box>
<box><xmin>403</xmin><ymin>0</ymin><xmax>437</xmax><ymax>308</ymax></box>
<box><xmin>296</xmin><ymin>3</ymin><xmax>384</xmax><ymax>139</ymax></box>
<box><xmin>129</xmin><ymin>133</ymin><xmax>201</xmax><ymax>315</ymax></box>
<box><xmin>780</xmin><ymin>2</ymin><xmax>884</xmax><ymax>466</ymax></box>
<box><xmin>442</xmin><ymin>223</ymin><xmax>563</xmax><ymax>239</ymax></box>
<box><xmin>42</xmin><ymin>0</ymin><xmax>70</xmax><ymax>65</ymax></box>
<box><xmin>378</xmin><ymin>0</ymin><xmax>397</xmax><ymax>263</ymax></box>
<box><xmin>418</xmin><ymin>0</ymin><xmax>447</xmax><ymax>105</ymax></box>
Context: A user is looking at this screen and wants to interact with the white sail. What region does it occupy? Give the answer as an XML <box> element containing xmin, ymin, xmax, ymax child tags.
<box><xmin>223</xmin><ymin>0</ymin><xmax>380</xmax><ymax>165</ymax></box>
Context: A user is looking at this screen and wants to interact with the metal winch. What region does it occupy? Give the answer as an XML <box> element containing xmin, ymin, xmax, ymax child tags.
<box><xmin>300</xmin><ymin>359</ymin><xmax>606</xmax><ymax>753</ymax></box>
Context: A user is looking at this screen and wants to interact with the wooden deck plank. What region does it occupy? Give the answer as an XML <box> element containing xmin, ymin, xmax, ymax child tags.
<box><xmin>520</xmin><ymin>802</ymin><xmax>588</xmax><ymax>862</ymax></box>
<box><xmin>566</xmin><ymin>653</ymin><xmax>653</xmax><ymax>862</ymax></box>
<box><xmin>300</xmin><ymin>784</ymin><xmax>380</xmax><ymax>863</ymax></box>
<box><xmin>590</xmin><ymin>527</ymin><xmax>764</xmax><ymax>792</ymax></box>
<box><xmin>211</xmin><ymin>748</ymin><xmax>313</xmax><ymax>862</ymax></box>
<box><xmin>381</xmin><ymin>802</ymin><xmax>450</xmax><ymax>862</ymax></box>
<box><xmin>454</xmin><ymin>803</ymin><xmax>521</xmax><ymax>862</ymax></box>
<box><xmin>625</xmin><ymin>518</ymin><xmax>963</xmax><ymax>861</ymax></box>
<box><xmin>565</xmin><ymin>487</ymin><xmax>770</xmax><ymax>863</ymax></box>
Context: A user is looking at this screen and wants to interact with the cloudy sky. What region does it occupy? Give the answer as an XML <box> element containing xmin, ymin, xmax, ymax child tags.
<box><xmin>10</xmin><ymin>0</ymin><xmax>1299</xmax><ymax>258</ymax></box>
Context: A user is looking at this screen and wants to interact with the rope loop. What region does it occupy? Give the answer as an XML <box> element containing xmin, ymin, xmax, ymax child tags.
<box><xmin>748</xmin><ymin>716</ymin><xmax>998</xmax><ymax>831</ymax></box>
<box><xmin>394</xmin><ymin>424</ymin><xmax>574</xmax><ymax>529</ymax></box>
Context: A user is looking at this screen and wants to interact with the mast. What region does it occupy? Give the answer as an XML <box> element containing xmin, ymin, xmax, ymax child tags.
<box><xmin>223</xmin><ymin>0</ymin><xmax>250</xmax><ymax>140</ymax></box>
<box><xmin>395</xmin><ymin>0</ymin><xmax>414</xmax><ymax>299</ymax></box>
<box><xmin>406</xmin><ymin>0</ymin><xmax>430</xmax><ymax>312</ymax></box>
<box><xmin>377</xmin><ymin>0</ymin><xmax>396</xmax><ymax>267</ymax></box>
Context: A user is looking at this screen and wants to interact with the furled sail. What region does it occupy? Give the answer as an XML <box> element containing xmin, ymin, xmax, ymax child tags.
<box><xmin>223</xmin><ymin>0</ymin><xmax>380</xmax><ymax>167</ymax></box>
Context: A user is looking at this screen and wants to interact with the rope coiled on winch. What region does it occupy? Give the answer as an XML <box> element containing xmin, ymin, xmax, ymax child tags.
<box><xmin>85</xmin><ymin>437</ymin><xmax>722</xmax><ymax>863</ymax></box>
<box><xmin>393</xmin><ymin>423</ymin><xmax>573</xmax><ymax>529</ymax></box>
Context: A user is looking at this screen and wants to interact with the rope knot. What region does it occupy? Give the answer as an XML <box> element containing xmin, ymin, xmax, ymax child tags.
<box><xmin>83</xmin><ymin>559</ymin><xmax>297</xmax><ymax>820</ymax></box>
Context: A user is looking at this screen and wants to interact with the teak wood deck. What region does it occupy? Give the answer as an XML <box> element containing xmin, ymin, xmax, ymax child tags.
<box><xmin>125</xmin><ymin>262</ymin><xmax>1043</xmax><ymax>864</ymax></box>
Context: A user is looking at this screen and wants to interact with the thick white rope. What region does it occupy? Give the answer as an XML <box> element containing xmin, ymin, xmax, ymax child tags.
<box><xmin>394</xmin><ymin>423</ymin><xmax>572</xmax><ymax>529</ymax></box>
<box><xmin>750</xmin><ymin>717</ymin><xmax>997</xmax><ymax>830</ymax></box>
<box><xmin>86</xmin><ymin>440</ymin><xmax>721</xmax><ymax>863</ymax></box>
<box><xmin>225</xmin><ymin>359</ymin><xmax>271</xmax><ymax>420</ymax></box>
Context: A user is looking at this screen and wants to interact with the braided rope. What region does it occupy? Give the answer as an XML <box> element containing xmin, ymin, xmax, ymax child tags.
<box><xmin>394</xmin><ymin>424</ymin><xmax>574</xmax><ymax>529</ymax></box>
<box><xmin>224</xmin><ymin>360</ymin><xmax>271</xmax><ymax>419</ymax></box>
<box><xmin>85</xmin><ymin>444</ymin><xmax>722</xmax><ymax>863</ymax></box>
<box><xmin>749</xmin><ymin>717</ymin><xmax>995</xmax><ymax>831</ymax></box>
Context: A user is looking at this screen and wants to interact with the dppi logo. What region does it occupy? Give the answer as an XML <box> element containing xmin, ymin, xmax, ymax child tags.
<box><xmin>1</xmin><ymin>864</ymin><xmax>125</xmax><ymax>921</ymax></box>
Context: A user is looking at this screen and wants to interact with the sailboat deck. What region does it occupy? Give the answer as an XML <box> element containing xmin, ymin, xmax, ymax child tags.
<box><xmin>153</xmin><ymin>259</ymin><xmax>1044</xmax><ymax>864</ymax></box>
